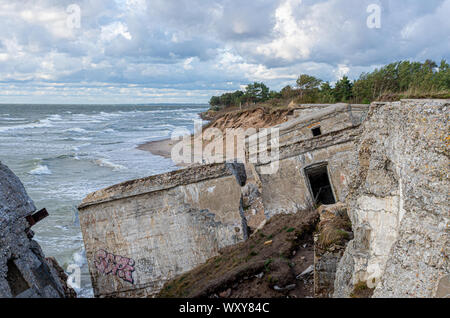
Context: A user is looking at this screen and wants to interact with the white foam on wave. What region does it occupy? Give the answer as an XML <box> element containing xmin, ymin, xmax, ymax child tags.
<box><xmin>48</xmin><ymin>114</ymin><xmax>63</xmax><ymax>121</ymax></box>
<box><xmin>72</xmin><ymin>247</ymin><xmax>87</xmax><ymax>267</ymax></box>
<box><xmin>99</xmin><ymin>111</ymin><xmax>122</xmax><ymax>118</ymax></box>
<box><xmin>64</xmin><ymin>127</ymin><xmax>88</xmax><ymax>133</ymax></box>
<box><xmin>71</xmin><ymin>143</ymin><xmax>92</xmax><ymax>152</ymax></box>
<box><xmin>0</xmin><ymin>117</ymin><xmax>26</xmax><ymax>121</ymax></box>
<box><xmin>71</xmin><ymin>113</ymin><xmax>103</xmax><ymax>123</ymax></box>
<box><xmin>94</xmin><ymin>158</ymin><xmax>126</xmax><ymax>171</ymax></box>
<box><xmin>0</xmin><ymin>119</ymin><xmax>53</xmax><ymax>132</ymax></box>
<box><xmin>28</xmin><ymin>165</ymin><xmax>52</xmax><ymax>175</ymax></box>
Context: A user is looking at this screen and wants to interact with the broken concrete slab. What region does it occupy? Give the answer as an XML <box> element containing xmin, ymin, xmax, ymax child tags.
<box><xmin>78</xmin><ymin>163</ymin><xmax>247</xmax><ymax>298</ymax></box>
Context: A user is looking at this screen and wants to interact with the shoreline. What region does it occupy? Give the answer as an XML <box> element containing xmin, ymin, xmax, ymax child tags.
<box><xmin>137</xmin><ymin>138</ymin><xmax>174</xmax><ymax>160</ymax></box>
<box><xmin>136</xmin><ymin>106</ymin><xmax>291</xmax><ymax>162</ymax></box>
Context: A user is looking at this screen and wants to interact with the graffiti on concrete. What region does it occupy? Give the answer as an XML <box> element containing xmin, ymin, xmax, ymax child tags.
<box><xmin>94</xmin><ymin>249</ymin><xmax>135</xmax><ymax>284</ymax></box>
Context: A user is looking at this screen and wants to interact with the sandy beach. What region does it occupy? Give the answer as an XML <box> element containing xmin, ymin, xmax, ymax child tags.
<box><xmin>137</xmin><ymin>138</ymin><xmax>174</xmax><ymax>160</ymax></box>
<box><xmin>137</xmin><ymin>134</ymin><xmax>228</xmax><ymax>167</ymax></box>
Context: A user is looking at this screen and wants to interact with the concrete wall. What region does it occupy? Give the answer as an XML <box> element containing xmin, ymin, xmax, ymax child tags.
<box><xmin>256</xmin><ymin>140</ymin><xmax>357</xmax><ymax>218</ymax></box>
<box><xmin>249</xmin><ymin>104</ymin><xmax>367</xmax><ymax>218</ymax></box>
<box><xmin>333</xmin><ymin>99</ymin><xmax>449</xmax><ymax>298</ymax></box>
<box><xmin>78</xmin><ymin>163</ymin><xmax>246</xmax><ymax>298</ymax></box>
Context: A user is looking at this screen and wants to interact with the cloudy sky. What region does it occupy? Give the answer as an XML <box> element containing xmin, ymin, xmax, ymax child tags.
<box><xmin>0</xmin><ymin>0</ymin><xmax>449</xmax><ymax>104</ymax></box>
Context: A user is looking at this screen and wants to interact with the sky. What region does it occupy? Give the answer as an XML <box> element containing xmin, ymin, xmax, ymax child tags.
<box><xmin>0</xmin><ymin>0</ymin><xmax>449</xmax><ymax>104</ymax></box>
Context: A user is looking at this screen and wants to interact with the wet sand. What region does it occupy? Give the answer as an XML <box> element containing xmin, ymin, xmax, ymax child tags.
<box><xmin>137</xmin><ymin>138</ymin><xmax>174</xmax><ymax>160</ymax></box>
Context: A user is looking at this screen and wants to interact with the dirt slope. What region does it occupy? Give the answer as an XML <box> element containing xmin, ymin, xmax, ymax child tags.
<box><xmin>204</xmin><ymin>107</ymin><xmax>293</xmax><ymax>132</ymax></box>
<box><xmin>157</xmin><ymin>209</ymin><xmax>319</xmax><ymax>298</ymax></box>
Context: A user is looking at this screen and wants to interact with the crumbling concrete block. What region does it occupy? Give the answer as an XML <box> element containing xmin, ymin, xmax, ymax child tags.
<box><xmin>78</xmin><ymin>163</ymin><xmax>246</xmax><ymax>298</ymax></box>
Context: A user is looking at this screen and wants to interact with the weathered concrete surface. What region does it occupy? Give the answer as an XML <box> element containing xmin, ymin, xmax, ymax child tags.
<box><xmin>293</xmin><ymin>104</ymin><xmax>368</xmax><ymax>123</ymax></box>
<box><xmin>249</xmin><ymin>104</ymin><xmax>367</xmax><ymax>219</ymax></box>
<box><xmin>0</xmin><ymin>162</ymin><xmax>71</xmax><ymax>298</ymax></box>
<box><xmin>333</xmin><ymin>99</ymin><xmax>449</xmax><ymax>298</ymax></box>
<box><xmin>78</xmin><ymin>163</ymin><xmax>246</xmax><ymax>298</ymax></box>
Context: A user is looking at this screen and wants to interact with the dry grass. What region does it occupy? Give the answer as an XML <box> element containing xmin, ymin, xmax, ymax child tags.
<box><xmin>317</xmin><ymin>213</ymin><xmax>352</xmax><ymax>250</ymax></box>
<box><xmin>350</xmin><ymin>281</ymin><xmax>375</xmax><ymax>298</ymax></box>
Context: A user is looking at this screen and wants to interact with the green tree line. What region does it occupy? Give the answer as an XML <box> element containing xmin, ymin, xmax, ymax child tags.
<box><xmin>209</xmin><ymin>59</ymin><xmax>450</xmax><ymax>108</ymax></box>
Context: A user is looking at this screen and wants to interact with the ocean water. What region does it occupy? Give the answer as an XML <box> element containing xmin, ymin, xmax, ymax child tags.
<box><xmin>0</xmin><ymin>104</ymin><xmax>207</xmax><ymax>297</ymax></box>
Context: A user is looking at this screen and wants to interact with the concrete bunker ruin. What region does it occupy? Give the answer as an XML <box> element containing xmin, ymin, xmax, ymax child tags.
<box><xmin>304</xmin><ymin>163</ymin><xmax>336</xmax><ymax>205</ymax></box>
<box><xmin>78</xmin><ymin>103</ymin><xmax>371</xmax><ymax>297</ymax></box>
<box><xmin>246</xmin><ymin>103</ymin><xmax>369</xmax><ymax>220</ymax></box>
<box><xmin>78</xmin><ymin>163</ymin><xmax>247</xmax><ymax>298</ymax></box>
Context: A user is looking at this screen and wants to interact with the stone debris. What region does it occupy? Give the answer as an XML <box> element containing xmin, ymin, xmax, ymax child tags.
<box><xmin>255</xmin><ymin>272</ymin><xmax>264</xmax><ymax>279</ymax></box>
<box><xmin>297</xmin><ymin>265</ymin><xmax>314</xmax><ymax>279</ymax></box>
<box><xmin>274</xmin><ymin>284</ymin><xmax>296</xmax><ymax>291</ymax></box>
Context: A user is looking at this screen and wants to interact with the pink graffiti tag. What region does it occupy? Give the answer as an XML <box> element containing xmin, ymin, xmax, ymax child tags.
<box><xmin>94</xmin><ymin>249</ymin><xmax>135</xmax><ymax>284</ymax></box>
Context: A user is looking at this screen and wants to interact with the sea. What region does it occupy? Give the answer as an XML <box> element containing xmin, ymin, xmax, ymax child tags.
<box><xmin>0</xmin><ymin>104</ymin><xmax>208</xmax><ymax>297</ymax></box>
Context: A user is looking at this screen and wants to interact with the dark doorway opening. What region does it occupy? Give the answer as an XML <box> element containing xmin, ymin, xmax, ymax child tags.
<box><xmin>311</xmin><ymin>127</ymin><xmax>322</xmax><ymax>137</ymax></box>
<box><xmin>6</xmin><ymin>259</ymin><xmax>30</xmax><ymax>297</ymax></box>
<box><xmin>305</xmin><ymin>164</ymin><xmax>336</xmax><ymax>205</ymax></box>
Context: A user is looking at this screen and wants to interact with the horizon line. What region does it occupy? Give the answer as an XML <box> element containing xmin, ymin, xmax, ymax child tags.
<box><xmin>0</xmin><ymin>102</ymin><xmax>209</xmax><ymax>106</ymax></box>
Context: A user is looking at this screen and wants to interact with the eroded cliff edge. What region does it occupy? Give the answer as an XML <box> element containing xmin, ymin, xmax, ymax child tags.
<box><xmin>334</xmin><ymin>99</ymin><xmax>449</xmax><ymax>298</ymax></box>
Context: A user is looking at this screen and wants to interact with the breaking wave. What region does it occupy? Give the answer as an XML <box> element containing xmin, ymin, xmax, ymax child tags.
<box><xmin>28</xmin><ymin>165</ymin><xmax>52</xmax><ymax>175</ymax></box>
<box><xmin>64</xmin><ymin>127</ymin><xmax>88</xmax><ymax>133</ymax></box>
<box><xmin>93</xmin><ymin>158</ymin><xmax>126</xmax><ymax>171</ymax></box>
<box><xmin>0</xmin><ymin>119</ymin><xmax>53</xmax><ymax>132</ymax></box>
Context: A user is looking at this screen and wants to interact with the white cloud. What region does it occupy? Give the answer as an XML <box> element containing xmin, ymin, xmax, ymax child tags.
<box><xmin>336</xmin><ymin>64</ymin><xmax>350</xmax><ymax>79</ymax></box>
<box><xmin>255</xmin><ymin>0</ymin><xmax>311</xmax><ymax>61</ymax></box>
<box><xmin>100</xmin><ymin>22</ymin><xmax>132</xmax><ymax>41</ymax></box>
<box><xmin>183</xmin><ymin>57</ymin><xmax>195</xmax><ymax>70</ymax></box>
<box><xmin>0</xmin><ymin>0</ymin><xmax>447</xmax><ymax>103</ymax></box>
